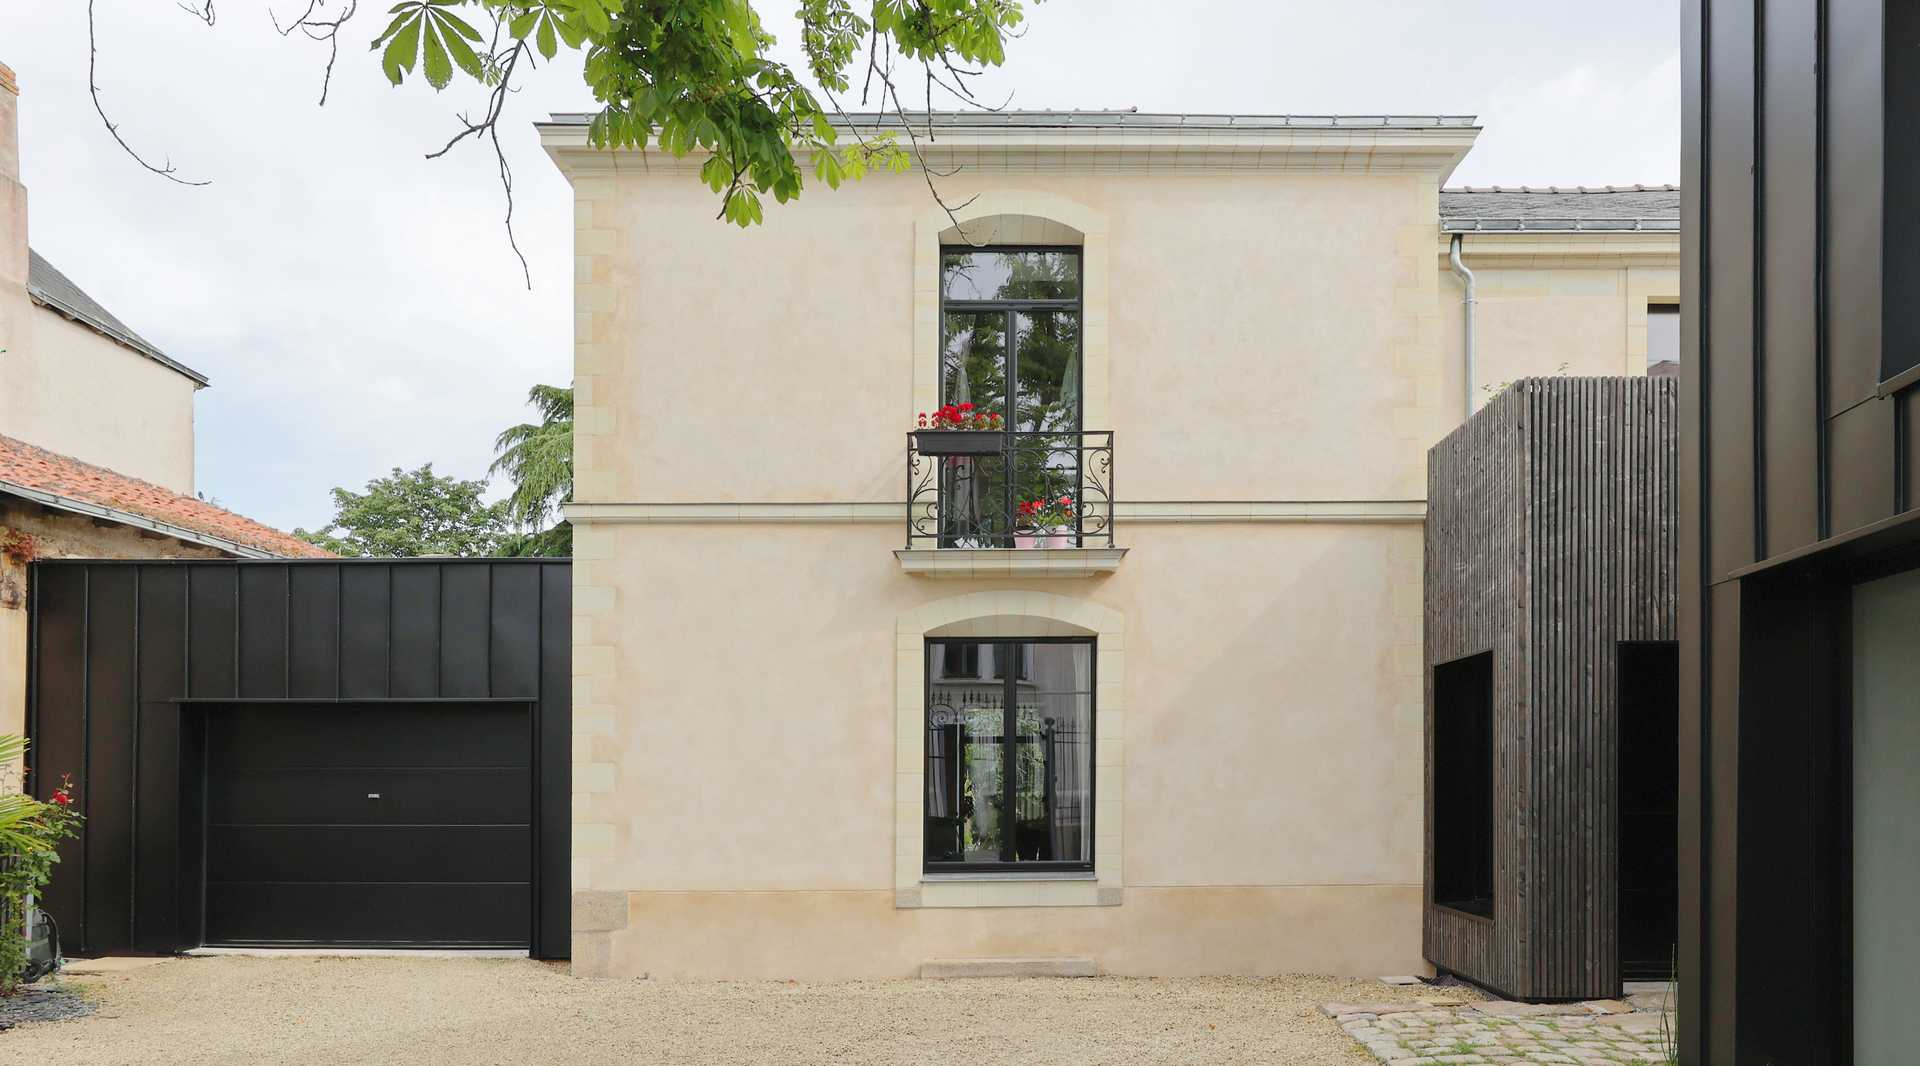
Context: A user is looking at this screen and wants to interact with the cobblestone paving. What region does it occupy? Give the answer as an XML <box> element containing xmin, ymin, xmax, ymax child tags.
<box><xmin>1322</xmin><ymin>990</ymin><xmax>1677</xmax><ymax>1066</ymax></box>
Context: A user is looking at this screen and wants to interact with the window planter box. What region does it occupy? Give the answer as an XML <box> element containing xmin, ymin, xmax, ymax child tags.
<box><xmin>911</xmin><ymin>429</ymin><xmax>1005</xmax><ymax>457</ymax></box>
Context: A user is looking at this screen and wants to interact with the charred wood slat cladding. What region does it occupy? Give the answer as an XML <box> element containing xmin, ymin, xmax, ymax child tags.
<box><xmin>26</xmin><ymin>560</ymin><xmax>571</xmax><ymax>958</ymax></box>
<box><xmin>1425</xmin><ymin>377</ymin><xmax>1678</xmax><ymax>1002</ymax></box>
<box><xmin>1687</xmin><ymin>0</ymin><xmax>1920</xmax><ymax>1060</ymax></box>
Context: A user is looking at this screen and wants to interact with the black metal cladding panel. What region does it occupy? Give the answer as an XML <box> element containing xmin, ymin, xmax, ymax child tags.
<box><xmin>338</xmin><ymin>565</ymin><xmax>390</xmax><ymax>699</ymax></box>
<box><xmin>83</xmin><ymin>567</ymin><xmax>136</xmax><ymax>953</ymax></box>
<box><xmin>287</xmin><ymin>565</ymin><xmax>340</xmax><ymax>698</ymax></box>
<box><xmin>1826</xmin><ymin>0</ymin><xmax>1884</xmax><ymax>414</ymax></box>
<box><xmin>1827</xmin><ymin>397</ymin><xmax>1898</xmax><ymax>536</ymax></box>
<box><xmin>1676</xmin><ymin>0</ymin><xmax>1704</xmax><ymax>1057</ymax></box>
<box><xmin>207</xmin><ymin>826</ymin><xmax>532</xmax><ymax>884</ymax></box>
<box><xmin>1904</xmin><ymin>391</ymin><xmax>1920</xmax><ymax>512</ymax></box>
<box><xmin>387</xmin><ymin>565</ymin><xmax>439</xmax><ymax>699</ymax></box>
<box><xmin>204</xmin><ymin>883</ymin><xmax>532</xmax><ymax>946</ymax></box>
<box><xmin>1759</xmin><ymin>0</ymin><xmax>1821</xmax><ymax>558</ymax></box>
<box><xmin>29</xmin><ymin>566</ymin><xmax>86</xmax><ymax>950</ymax></box>
<box><xmin>537</xmin><ymin>562</ymin><xmax>572</xmax><ymax>953</ymax></box>
<box><xmin>205</xmin><ymin>701</ymin><xmax>532</xmax><ymax>766</ymax></box>
<box><xmin>133</xmin><ymin>567</ymin><xmax>186</xmax><ymax>952</ymax></box>
<box><xmin>1884</xmin><ymin>2</ymin><xmax>1920</xmax><ymax>382</ymax></box>
<box><xmin>440</xmin><ymin>565</ymin><xmax>491</xmax><ymax>699</ymax></box>
<box><xmin>490</xmin><ymin>564</ymin><xmax>540</xmax><ymax>699</ymax></box>
<box><xmin>1704</xmin><ymin>0</ymin><xmax>1758</xmax><ymax>579</ymax></box>
<box><xmin>237</xmin><ymin>565</ymin><xmax>289</xmax><ymax>700</ymax></box>
<box><xmin>186</xmin><ymin>566</ymin><xmax>238</xmax><ymax>700</ymax></box>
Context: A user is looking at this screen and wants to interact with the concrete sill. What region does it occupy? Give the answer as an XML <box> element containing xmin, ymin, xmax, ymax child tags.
<box><xmin>894</xmin><ymin>547</ymin><xmax>1127</xmax><ymax>578</ymax></box>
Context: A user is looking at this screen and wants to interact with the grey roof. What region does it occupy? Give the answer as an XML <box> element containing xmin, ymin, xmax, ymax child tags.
<box><xmin>1440</xmin><ymin>185</ymin><xmax>1680</xmax><ymax>233</ymax></box>
<box><xmin>545</xmin><ymin>108</ymin><xmax>1479</xmax><ymax>130</ymax></box>
<box><xmin>26</xmin><ymin>249</ymin><xmax>208</xmax><ymax>386</ymax></box>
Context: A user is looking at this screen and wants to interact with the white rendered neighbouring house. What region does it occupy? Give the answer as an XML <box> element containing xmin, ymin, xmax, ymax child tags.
<box><xmin>540</xmin><ymin>110</ymin><xmax>1679</xmax><ymax>979</ymax></box>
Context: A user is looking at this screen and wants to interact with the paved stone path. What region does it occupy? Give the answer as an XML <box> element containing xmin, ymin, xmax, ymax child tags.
<box><xmin>1322</xmin><ymin>989</ymin><xmax>1676</xmax><ymax>1066</ymax></box>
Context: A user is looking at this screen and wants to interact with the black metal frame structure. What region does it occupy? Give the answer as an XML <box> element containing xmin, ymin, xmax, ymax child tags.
<box><xmin>922</xmin><ymin>636</ymin><xmax>1095</xmax><ymax>875</ymax></box>
<box><xmin>1684</xmin><ymin>0</ymin><xmax>1920</xmax><ymax>1059</ymax></box>
<box><xmin>906</xmin><ymin>430</ymin><xmax>1115</xmax><ymax>548</ymax></box>
<box><xmin>26</xmin><ymin>559</ymin><xmax>572</xmax><ymax>958</ymax></box>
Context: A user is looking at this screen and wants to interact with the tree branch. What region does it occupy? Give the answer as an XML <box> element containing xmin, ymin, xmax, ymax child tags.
<box><xmin>426</xmin><ymin>40</ymin><xmax>531</xmax><ymax>288</ymax></box>
<box><xmin>271</xmin><ymin>0</ymin><xmax>359</xmax><ymax>106</ymax></box>
<box><xmin>88</xmin><ymin>0</ymin><xmax>209</xmax><ymax>186</ymax></box>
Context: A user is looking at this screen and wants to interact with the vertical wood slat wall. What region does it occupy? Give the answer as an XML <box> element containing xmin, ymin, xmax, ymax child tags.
<box><xmin>25</xmin><ymin>559</ymin><xmax>573</xmax><ymax>958</ymax></box>
<box><xmin>1425</xmin><ymin>377</ymin><xmax>1677</xmax><ymax>1001</ymax></box>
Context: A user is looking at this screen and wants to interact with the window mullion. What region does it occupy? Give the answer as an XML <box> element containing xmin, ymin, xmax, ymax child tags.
<box><xmin>1000</xmin><ymin>641</ymin><xmax>1017</xmax><ymax>865</ymax></box>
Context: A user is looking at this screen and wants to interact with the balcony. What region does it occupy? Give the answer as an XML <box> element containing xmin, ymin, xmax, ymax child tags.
<box><xmin>897</xmin><ymin>430</ymin><xmax>1125</xmax><ymax>578</ymax></box>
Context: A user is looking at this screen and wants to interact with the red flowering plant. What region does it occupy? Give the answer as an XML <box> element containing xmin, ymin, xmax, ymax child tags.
<box><xmin>917</xmin><ymin>402</ymin><xmax>1004</xmax><ymax>431</ymax></box>
<box><xmin>1017</xmin><ymin>494</ymin><xmax>1075</xmax><ymax>531</ymax></box>
<box><xmin>0</xmin><ymin>736</ymin><xmax>83</xmax><ymax>995</ymax></box>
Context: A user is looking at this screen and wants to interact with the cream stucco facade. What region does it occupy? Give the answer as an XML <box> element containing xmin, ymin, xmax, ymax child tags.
<box><xmin>1438</xmin><ymin>232</ymin><xmax>1680</xmax><ymax>415</ymax></box>
<box><xmin>0</xmin><ymin>305</ymin><xmax>200</xmax><ymax>495</ymax></box>
<box><xmin>547</xmin><ymin>114</ymin><xmax>1678</xmax><ymax>980</ymax></box>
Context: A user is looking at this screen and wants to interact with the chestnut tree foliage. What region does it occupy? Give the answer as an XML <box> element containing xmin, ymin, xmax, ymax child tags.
<box><xmin>90</xmin><ymin>1</ymin><xmax>1040</xmax><ymax>278</ymax></box>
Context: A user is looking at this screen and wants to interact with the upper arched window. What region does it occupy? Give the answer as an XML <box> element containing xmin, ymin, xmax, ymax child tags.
<box><xmin>938</xmin><ymin>247</ymin><xmax>1082</xmax><ymax>434</ymax></box>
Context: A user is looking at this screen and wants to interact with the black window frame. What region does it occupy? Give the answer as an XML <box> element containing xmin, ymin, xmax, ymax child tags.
<box><xmin>1433</xmin><ymin>650</ymin><xmax>1496</xmax><ymax>920</ymax></box>
<box><xmin>938</xmin><ymin>244</ymin><xmax>1085</xmax><ymax>430</ymax></box>
<box><xmin>923</xmin><ymin>635</ymin><xmax>1095</xmax><ymax>875</ymax></box>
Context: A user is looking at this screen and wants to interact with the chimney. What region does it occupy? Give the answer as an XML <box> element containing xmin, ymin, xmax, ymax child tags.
<box><xmin>0</xmin><ymin>63</ymin><xmax>17</xmax><ymax>184</ymax></box>
<box><xmin>0</xmin><ymin>61</ymin><xmax>23</xmax><ymax>292</ymax></box>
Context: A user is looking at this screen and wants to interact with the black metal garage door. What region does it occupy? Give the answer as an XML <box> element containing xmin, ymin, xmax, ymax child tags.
<box><xmin>203</xmin><ymin>701</ymin><xmax>533</xmax><ymax>948</ymax></box>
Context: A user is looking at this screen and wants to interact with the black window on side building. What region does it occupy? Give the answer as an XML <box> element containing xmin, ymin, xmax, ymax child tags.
<box><xmin>924</xmin><ymin>638</ymin><xmax>1093</xmax><ymax>872</ymax></box>
<box><xmin>1434</xmin><ymin>651</ymin><xmax>1495</xmax><ymax>918</ymax></box>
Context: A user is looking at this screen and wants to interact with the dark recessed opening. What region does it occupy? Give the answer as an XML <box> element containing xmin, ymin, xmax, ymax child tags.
<box><xmin>1434</xmin><ymin>651</ymin><xmax>1495</xmax><ymax>919</ymax></box>
<box><xmin>1618</xmin><ymin>641</ymin><xmax>1680</xmax><ymax>981</ymax></box>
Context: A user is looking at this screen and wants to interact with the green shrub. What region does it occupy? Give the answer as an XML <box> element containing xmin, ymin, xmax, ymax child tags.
<box><xmin>0</xmin><ymin>735</ymin><xmax>82</xmax><ymax>995</ymax></box>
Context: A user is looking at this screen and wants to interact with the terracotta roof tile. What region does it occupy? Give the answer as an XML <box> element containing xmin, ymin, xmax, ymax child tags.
<box><xmin>0</xmin><ymin>433</ymin><xmax>332</xmax><ymax>558</ymax></box>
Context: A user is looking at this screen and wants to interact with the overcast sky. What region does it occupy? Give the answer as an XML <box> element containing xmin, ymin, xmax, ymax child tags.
<box><xmin>1</xmin><ymin>2</ymin><xmax>1679</xmax><ymax>533</ymax></box>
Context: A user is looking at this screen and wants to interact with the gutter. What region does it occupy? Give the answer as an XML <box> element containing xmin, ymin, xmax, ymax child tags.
<box><xmin>0</xmin><ymin>478</ymin><xmax>279</xmax><ymax>559</ymax></box>
<box><xmin>1449</xmin><ymin>234</ymin><xmax>1477</xmax><ymax>419</ymax></box>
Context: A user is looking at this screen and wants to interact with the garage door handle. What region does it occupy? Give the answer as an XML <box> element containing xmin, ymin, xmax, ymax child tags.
<box><xmin>366</xmin><ymin>793</ymin><xmax>381</xmax><ymax>799</ymax></box>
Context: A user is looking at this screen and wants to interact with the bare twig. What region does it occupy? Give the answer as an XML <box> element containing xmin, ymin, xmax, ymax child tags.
<box><xmin>272</xmin><ymin>0</ymin><xmax>359</xmax><ymax>106</ymax></box>
<box><xmin>426</xmin><ymin>41</ymin><xmax>532</xmax><ymax>288</ymax></box>
<box><xmin>177</xmin><ymin>1</ymin><xmax>215</xmax><ymax>27</ymax></box>
<box><xmin>88</xmin><ymin>0</ymin><xmax>210</xmax><ymax>185</ymax></box>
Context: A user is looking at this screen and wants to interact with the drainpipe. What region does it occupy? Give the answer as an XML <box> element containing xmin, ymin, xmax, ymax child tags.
<box><xmin>1449</xmin><ymin>233</ymin><xmax>1477</xmax><ymax>419</ymax></box>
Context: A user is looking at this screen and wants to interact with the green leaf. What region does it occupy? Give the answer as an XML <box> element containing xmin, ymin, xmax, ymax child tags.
<box><xmin>421</xmin><ymin>19</ymin><xmax>453</xmax><ymax>89</ymax></box>
<box><xmin>379</xmin><ymin>14</ymin><xmax>423</xmax><ymax>85</ymax></box>
<box><xmin>536</xmin><ymin>13</ymin><xmax>559</xmax><ymax>59</ymax></box>
<box><xmin>508</xmin><ymin>9</ymin><xmax>540</xmax><ymax>38</ymax></box>
<box><xmin>432</xmin><ymin>10</ymin><xmax>486</xmax><ymax>79</ymax></box>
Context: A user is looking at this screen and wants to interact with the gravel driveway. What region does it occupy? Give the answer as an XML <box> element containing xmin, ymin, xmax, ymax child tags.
<box><xmin>3</xmin><ymin>956</ymin><xmax>1442</xmax><ymax>1065</ymax></box>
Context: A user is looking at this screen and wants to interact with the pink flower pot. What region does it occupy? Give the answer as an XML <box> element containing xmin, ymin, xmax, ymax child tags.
<box><xmin>1014</xmin><ymin>532</ymin><xmax>1074</xmax><ymax>550</ymax></box>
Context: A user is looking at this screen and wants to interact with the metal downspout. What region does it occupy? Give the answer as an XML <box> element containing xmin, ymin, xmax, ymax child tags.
<box><xmin>1449</xmin><ymin>233</ymin><xmax>1477</xmax><ymax>419</ymax></box>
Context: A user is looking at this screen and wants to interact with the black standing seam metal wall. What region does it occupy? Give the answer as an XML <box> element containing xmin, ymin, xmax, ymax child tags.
<box><xmin>1686</xmin><ymin>0</ymin><xmax>1920</xmax><ymax>1061</ymax></box>
<box><xmin>1425</xmin><ymin>377</ymin><xmax>1678</xmax><ymax>1002</ymax></box>
<box><xmin>25</xmin><ymin>559</ymin><xmax>572</xmax><ymax>958</ymax></box>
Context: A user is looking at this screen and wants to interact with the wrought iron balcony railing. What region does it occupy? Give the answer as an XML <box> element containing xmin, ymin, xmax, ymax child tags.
<box><xmin>906</xmin><ymin>430</ymin><xmax>1115</xmax><ymax>549</ymax></box>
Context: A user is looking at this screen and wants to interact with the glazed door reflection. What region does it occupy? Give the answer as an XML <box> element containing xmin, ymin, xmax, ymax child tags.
<box><xmin>1851</xmin><ymin>568</ymin><xmax>1920</xmax><ymax>1059</ymax></box>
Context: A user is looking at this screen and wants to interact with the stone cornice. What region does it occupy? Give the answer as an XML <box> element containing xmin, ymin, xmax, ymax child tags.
<box><xmin>538</xmin><ymin>122</ymin><xmax>1481</xmax><ymax>182</ymax></box>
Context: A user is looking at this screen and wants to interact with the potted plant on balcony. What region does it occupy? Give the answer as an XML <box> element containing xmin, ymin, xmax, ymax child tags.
<box><xmin>1015</xmin><ymin>495</ymin><xmax>1076</xmax><ymax>549</ymax></box>
<box><xmin>913</xmin><ymin>404</ymin><xmax>1005</xmax><ymax>456</ymax></box>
